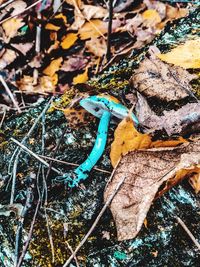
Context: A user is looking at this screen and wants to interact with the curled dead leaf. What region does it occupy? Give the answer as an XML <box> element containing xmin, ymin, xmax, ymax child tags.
<box><xmin>105</xmin><ymin>140</ymin><xmax>200</xmax><ymax>241</ymax></box>
<box><xmin>132</xmin><ymin>56</ymin><xmax>196</xmax><ymax>101</ymax></box>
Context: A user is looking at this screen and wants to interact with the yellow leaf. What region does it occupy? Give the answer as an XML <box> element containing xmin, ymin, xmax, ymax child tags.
<box><xmin>55</xmin><ymin>13</ymin><xmax>67</xmax><ymax>24</ymax></box>
<box><xmin>110</xmin><ymin>116</ymin><xmax>186</xmax><ymax>167</ymax></box>
<box><xmin>73</xmin><ymin>68</ymin><xmax>88</xmax><ymax>84</ymax></box>
<box><xmin>142</xmin><ymin>9</ymin><xmax>161</xmax><ymax>27</ymax></box>
<box><xmin>110</xmin><ymin>117</ymin><xmax>151</xmax><ymax>167</ymax></box>
<box><xmin>157</xmin><ymin>38</ymin><xmax>200</xmax><ymax>69</ymax></box>
<box><xmin>61</xmin><ymin>33</ymin><xmax>78</xmax><ymax>49</ymax></box>
<box><xmin>43</xmin><ymin>57</ymin><xmax>63</xmax><ymax>77</ymax></box>
<box><xmin>45</xmin><ymin>23</ymin><xmax>60</xmax><ymax>31</ymax></box>
<box><xmin>79</xmin><ymin>19</ymin><xmax>107</xmax><ymax>40</ymax></box>
<box><xmin>2</xmin><ymin>18</ymin><xmax>24</xmax><ymax>41</ymax></box>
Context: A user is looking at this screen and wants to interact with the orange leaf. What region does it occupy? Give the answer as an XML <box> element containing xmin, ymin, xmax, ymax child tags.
<box><xmin>110</xmin><ymin>116</ymin><xmax>186</xmax><ymax>167</ymax></box>
<box><xmin>43</xmin><ymin>57</ymin><xmax>63</xmax><ymax>77</ymax></box>
<box><xmin>73</xmin><ymin>68</ymin><xmax>88</xmax><ymax>84</ymax></box>
<box><xmin>189</xmin><ymin>173</ymin><xmax>200</xmax><ymax>194</ymax></box>
<box><xmin>45</xmin><ymin>23</ymin><xmax>60</xmax><ymax>31</ymax></box>
<box><xmin>78</xmin><ymin>19</ymin><xmax>107</xmax><ymax>40</ymax></box>
<box><xmin>157</xmin><ymin>38</ymin><xmax>200</xmax><ymax>69</ymax></box>
<box><xmin>61</xmin><ymin>33</ymin><xmax>78</xmax><ymax>49</ymax></box>
<box><xmin>142</xmin><ymin>9</ymin><xmax>161</xmax><ymax>27</ymax></box>
<box><xmin>54</xmin><ymin>13</ymin><xmax>67</xmax><ymax>24</ymax></box>
<box><xmin>110</xmin><ymin>116</ymin><xmax>151</xmax><ymax>167</ymax></box>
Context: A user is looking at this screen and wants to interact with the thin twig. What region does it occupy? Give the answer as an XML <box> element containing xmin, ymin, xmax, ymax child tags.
<box><xmin>16</xmin><ymin>200</ymin><xmax>40</xmax><ymax>267</ymax></box>
<box><xmin>0</xmin><ymin>0</ymin><xmax>14</xmax><ymax>9</ymax></box>
<box><xmin>14</xmin><ymin>185</ymin><xmax>33</xmax><ymax>266</ymax></box>
<box><xmin>0</xmin><ymin>0</ymin><xmax>43</xmax><ymax>24</ymax></box>
<box><xmin>10</xmin><ymin>138</ymin><xmax>62</xmax><ymax>175</ymax></box>
<box><xmin>0</xmin><ymin>108</ymin><xmax>6</xmax><ymax>129</ymax></box>
<box><xmin>176</xmin><ymin>216</ymin><xmax>200</xmax><ymax>251</ymax></box>
<box><xmin>106</xmin><ymin>0</ymin><xmax>113</xmax><ymax>60</ymax></box>
<box><xmin>45</xmin><ymin>128</ymin><xmax>67</xmax><ymax>183</ymax></box>
<box><xmin>65</xmin><ymin>241</ymin><xmax>80</xmax><ymax>267</ymax></box>
<box><xmin>9</xmin><ymin>97</ymin><xmax>53</xmax><ymax>204</ymax></box>
<box><xmin>63</xmin><ymin>161</ymin><xmax>122</xmax><ymax>267</ymax></box>
<box><xmin>41</xmin><ymin>155</ymin><xmax>111</xmax><ymax>174</ymax></box>
<box><xmin>0</xmin><ymin>75</ymin><xmax>21</xmax><ymax>113</ymax></box>
<box><xmin>44</xmin><ymin>208</ymin><xmax>55</xmax><ymax>263</ymax></box>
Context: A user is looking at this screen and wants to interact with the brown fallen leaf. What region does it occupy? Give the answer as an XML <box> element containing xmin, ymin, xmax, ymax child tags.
<box><xmin>63</xmin><ymin>107</ymin><xmax>94</xmax><ymax>128</ymax></box>
<box><xmin>104</xmin><ymin>140</ymin><xmax>200</xmax><ymax>241</ymax></box>
<box><xmin>0</xmin><ymin>49</ymin><xmax>17</xmax><ymax>69</ymax></box>
<box><xmin>85</xmin><ymin>37</ymin><xmax>107</xmax><ymax>57</ymax></box>
<box><xmin>81</xmin><ymin>4</ymin><xmax>108</xmax><ymax>20</ymax></box>
<box><xmin>61</xmin><ymin>54</ymin><xmax>89</xmax><ymax>72</ymax></box>
<box><xmin>18</xmin><ymin>75</ymin><xmax>56</xmax><ymax>94</ymax></box>
<box><xmin>11</xmin><ymin>43</ymin><xmax>33</xmax><ymax>56</ymax></box>
<box><xmin>78</xmin><ymin>19</ymin><xmax>108</xmax><ymax>40</ymax></box>
<box><xmin>158</xmin><ymin>38</ymin><xmax>200</xmax><ymax>69</ymax></box>
<box><xmin>166</xmin><ymin>4</ymin><xmax>188</xmax><ymax>21</ymax></box>
<box><xmin>189</xmin><ymin>173</ymin><xmax>200</xmax><ymax>194</ymax></box>
<box><xmin>131</xmin><ymin>55</ymin><xmax>197</xmax><ymax>101</ymax></box>
<box><xmin>4</xmin><ymin>0</ymin><xmax>27</xmax><ymax>16</ymax></box>
<box><xmin>143</xmin><ymin>102</ymin><xmax>200</xmax><ymax>136</ymax></box>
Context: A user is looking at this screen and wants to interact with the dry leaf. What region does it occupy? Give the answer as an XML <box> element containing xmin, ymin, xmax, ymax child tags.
<box><xmin>45</xmin><ymin>23</ymin><xmax>60</xmax><ymax>31</ymax></box>
<box><xmin>143</xmin><ymin>102</ymin><xmax>200</xmax><ymax>136</ymax></box>
<box><xmin>110</xmin><ymin>116</ymin><xmax>186</xmax><ymax>167</ymax></box>
<box><xmin>110</xmin><ymin>116</ymin><xmax>151</xmax><ymax>167</ymax></box>
<box><xmin>81</xmin><ymin>5</ymin><xmax>108</xmax><ymax>20</ymax></box>
<box><xmin>166</xmin><ymin>4</ymin><xmax>188</xmax><ymax>20</ymax></box>
<box><xmin>79</xmin><ymin>19</ymin><xmax>108</xmax><ymax>40</ymax></box>
<box><xmin>73</xmin><ymin>68</ymin><xmax>88</xmax><ymax>84</ymax></box>
<box><xmin>0</xmin><ymin>49</ymin><xmax>17</xmax><ymax>69</ymax></box>
<box><xmin>105</xmin><ymin>140</ymin><xmax>200</xmax><ymax>241</ymax></box>
<box><xmin>61</xmin><ymin>55</ymin><xmax>89</xmax><ymax>72</ymax></box>
<box><xmin>43</xmin><ymin>57</ymin><xmax>63</xmax><ymax>77</ymax></box>
<box><xmin>158</xmin><ymin>39</ymin><xmax>200</xmax><ymax>69</ymax></box>
<box><xmin>11</xmin><ymin>43</ymin><xmax>33</xmax><ymax>55</ymax></box>
<box><xmin>189</xmin><ymin>173</ymin><xmax>200</xmax><ymax>194</ymax></box>
<box><xmin>61</xmin><ymin>33</ymin><xmax>78</xmax><ymax>49</ymax></box>
<box><xmin>132</xmin><ymin>56</ymin><xmax>196</xmax><ymax>101</ymax></box>
<box><xmin>62</xmin><ymin>107</ymin><xmax>94</xmax><ymax>128</ymax></box>
<box><xmin>142</xmin><ymin>9</ymin><xmax>161</xmax><ymax>27</ymax></box>
<box><xmin>4</xmin><ymin>0</ymin><xmax>27</xmax><ymax>16</ymax></box>
<box><xmin>54</xmin><ymin>13</ymin><xmax>67</xmax><ymax>24</ymax></box>
<box><xmin>18</xmin><ymin>75</ymin><xmax>56</xmax><ymax>94</ymax></box>
<box><xmin>2</xmin><ymin>18</ymin><xmax>24</xmax><ymax>42</ymax></box>
<box><xmin>85</xmin><ymin>37</ymin><xmax>107</xmax><ymax>57</ymax></box>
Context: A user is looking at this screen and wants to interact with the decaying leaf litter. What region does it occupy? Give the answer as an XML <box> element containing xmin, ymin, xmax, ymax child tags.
<box><xmin>0</xmin><ymin>0</ymin><xmax>200</xmax><ymax>266</ymax></box>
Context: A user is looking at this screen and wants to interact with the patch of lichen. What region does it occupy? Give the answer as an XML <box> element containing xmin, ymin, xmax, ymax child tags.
<box><xmin>48</xmin><ymin>88</ymin><xmax>76</xmax><ymax>113</ymax></box>
<box><xmin>29</xmin><ymin>209</ymin><xmax>93</xmax><ymax>267</ymax></box>
<box><xmin>89</xmin><ymin>77</ymin><xmax>130</xmax><ymax>93</ymax></box>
